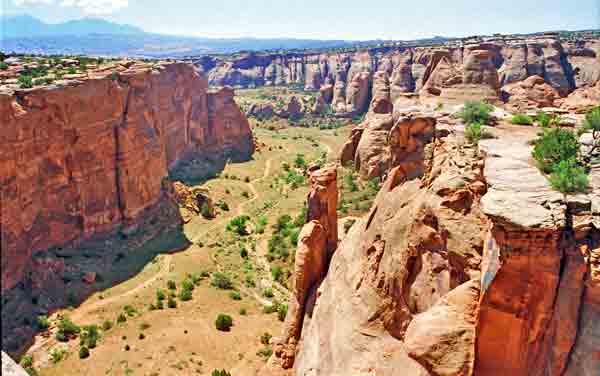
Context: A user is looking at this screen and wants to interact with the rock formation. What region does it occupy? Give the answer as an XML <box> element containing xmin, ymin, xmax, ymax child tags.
<box><xmin>203</xmin><ymin>36</ymin><xmax>599</xmax><ymax>114</ymax></box>
<box><xmin>2</xmin><ymin>352</ymin><xmax>28</xmax><ymax>376</ymax></box>
<box><xmin>271</xmin><ymin>110</ymin><xmax>599</xmax><ymax>375</ymax></box>
<box><xmin>271</xmin><ymin>166</ymin><xmax>338</xmax><ymax>369</ymax></box>
<box><xmin>0</xmin><ymin>62</ymin><xmax>254</xmax><ymax>294</ymax></box>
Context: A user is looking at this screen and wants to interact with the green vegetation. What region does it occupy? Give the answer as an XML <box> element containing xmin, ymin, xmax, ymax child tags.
<box><xmin>215</xmin><ymin>314</ymin><xmax>233</xmax><ymax>331</ymax></box>
<box><xmin>123</xmin><ymin>305</ymin><xmax>137</xmax><ymax>317</ymax></box>
<box><xmin>78</xmin><ymin>346</ymin><xmax>90</xmax><ymax>359</ymax></box>
<box><xmin>458</xmin><ymin>101</ymin><xmax>494</xmax><ymax>125</ymax></box>
<box><xmin>229</xmin><ymin>291</ymin><xmax>242</xmax><ymax>300</ymax></box>
<box><xmin>55</xmin><ymin>316</ymin><xmax>80</xmax><ymax>342</ymax></box>
<box><xmin>260</xmin><ymin>332</ymin><xmax>272</xmax><ymax>345</ymax></box>
<box><xmin>227</xmin><ymin>215</ymin><xmax>250</xmax><ymax>236</ymax></box>
<box><xmin>548</xmin><ymin>158</ymin><xmax>589</xmax><ymax>193</ymax></box>
<box><xmin>18</xmin><ymin>75</ymin><xmax>33</xmax><ymax>89</ymax></box>
<box><xmin>179</xmin><ymin>289</ymin><xmax>193</xmax><ymax>301</ymax></box>
<box><xmin>262</xmin><ymin>288</ymin><xmax>274</xmax><ymax>298</ymax></box>
<box><xmin>277</xmin><ymin>303</ymin><xmax>288</xmax><ymax>322</ymax></box>
<box><xmin>156</xmin><ymin>289</ymin><xmax>166</xmax><ymax>301</ymax></box>
<box><xmin>167</xmin><ymin>280</ymin><xmax>177</xmax><ymax>290</ymax></box>
<box><xmin>201</xmin><ymin>202</ymin><xmax>213</xmax><ymax>218</ymax></box>
<box><xmin>239</xmin><ymin>308</ymin><xmax>247</xmax><ymax>315</ymax></box>
<box><xmin>211</xmin><ymin>272</ymin><xmax>234</xmax><ymax>290</ymax></box>
<box><xmin>537</xmin><ymin>111</ymin><xmax>559</xmax><ymax>128</ymax></box>
<box><xmin>464</xmin><ymin>122</ymin><xmax>494</xmax><ymax>145</ymax></box>
<box><xmin>581</xmin><ymin>106</ymin><xmax>600</xmax><ymax>162</ymax></box>
<box><xmin>511</xmin><ymin>114</ymin><xmax>534</xmax><ymax>125</ymax></box>
<box><xmin>168</xmin><ymin>296</ymin><xmax>177</xmax><ymax>308</ymax></box>
<box><xmin>257</xmin><ymin>347</ymin><xmax>273</xmax><ymax>358</ymax></box>
<box><xmin>80</xmin><ymin>325</ymin><xmax>99</xmax><ymax>348</ymax></box>
<box><xmin>50</xmin><ymin>348</ymin><xmax>68</xmax><ymax>364</ymax></box>
<box><xmin>211</xmin><ymin>370</ymin><xmax>232</xmax><ymax>376</ymax></box>
<box><xmin>20</xmin><ymin>355</ymin><xmax>33</xmax><ymax>368</ymax></box>
<box><xmin>271</xmin><ymin>265</ymin><xmax>284</xmax><ymax>283</ymax></box>
<box><xmin>37</xmin><ymin>315</ymin><xmax>50</xmax><ymax>330</ymax></box>
<box><xmin>101</xmin><ymin>320</ymin><xmax>113</xmax><ymax>331</ymax></box>
<box><xmin>294</xmin><ymin>153</ymin><xmax>307</xmax><ymax>168</ymax></box>
<box><xmin>0</xmin><ymin>62</ymin><xmax>8</xmax><ymax>70</ymax></box>
<box><xmin>117</xmin><ymin>313</ymin><xmax>127</xmax><ymax>324</ymax></box>
<box><xmin>532</xmin><ymin>128</ymin><xmax>579</xmax><ymax>173</ymax></box>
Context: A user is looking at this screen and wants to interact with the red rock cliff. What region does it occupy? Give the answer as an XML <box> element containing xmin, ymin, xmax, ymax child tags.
<box><xmin>0</xmin><ymin>62</ymin><xmax>254</xmax><ymax>293</ymax></box>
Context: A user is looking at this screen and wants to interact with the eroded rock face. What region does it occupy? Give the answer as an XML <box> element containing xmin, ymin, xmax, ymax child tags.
<box><xmin>0</xmin><ymin>63</ymin><xmax>254</xmax><ymax>293</ymax></box>
<box><xmin>345</xmin><ymin>111</ymin><xmax>436</xmax><ymax>179</ymax></box>
<box><xmin>503</xmin><ymin>75</ymin><xmax>561</xmax><ymax>111</ymax></box>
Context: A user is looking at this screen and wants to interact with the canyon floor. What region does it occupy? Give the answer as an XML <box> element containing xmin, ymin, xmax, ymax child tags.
<box><xmin>24</xmin><ymin>94</ymin><xmax>357</xmax><ymax>376</ymax></box>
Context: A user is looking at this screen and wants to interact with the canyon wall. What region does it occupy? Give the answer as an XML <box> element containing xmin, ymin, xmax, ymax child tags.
<box><xmin>271</xmin><ymin>110</ymin><xmax>599</xmax><ymax>375</ymax></box>
<box><xmin>0</xmin><ymin>62</ymin><xmax>254</xmax><ymax>293</ymax></box>
<box><xmin>202</xmin><ymin>36</ymin><xmax>600</xmax><ymax>114</ymax></box>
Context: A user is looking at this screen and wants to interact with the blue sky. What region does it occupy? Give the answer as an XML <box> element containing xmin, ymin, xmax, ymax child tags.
<box><xmin>1</xmin><ymin>0</ymin><xmax>599</xmax><ymax>40</ymax></box>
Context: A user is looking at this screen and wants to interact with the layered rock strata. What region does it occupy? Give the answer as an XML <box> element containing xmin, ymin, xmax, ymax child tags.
<box><xmin>0</xmin><ymin>62</ymin><xmax>254</xmax><ymax>293</ymax></box>
<box><xmin>204</xmin><ymin>36</ymin><xmax>599</xmax><ymax>114</ymax></box>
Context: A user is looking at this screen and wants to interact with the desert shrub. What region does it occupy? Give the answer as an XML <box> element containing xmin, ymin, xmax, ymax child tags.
<box><xmin>511</xmin><ymin>114</ymin><xmax>534</xmax><ymax>125</ymax></box>
<box><xmin>260</xmin><ymin>332</ymin><xmax>272</xmax><ymax>345</ymax></box>
<box><xmin>211</xmin><ymin>272</ymin><xmax>234</xmax><ymax>290</ymax></box>
<box><xmin>343</xmin><ymin>172</ymin><xmax>359</xmax><ymax>192</ymax></box>
<box><xmin>201</xmin><ymin>202</ymin><xmax>213</xmax><ymax>219</ymax></box>
<box><xmin>55</xmin><ymin>316</ymin><xmax>80</xmax><ymax>342</ymax></box>
<box><xmin>262</xmin><ymin>288</ymin><xmax>274</xmax><ymax>298</ymax></box>
<box><xmin>0</xmin><ymin>62</ymin><xmax>8</xmax><ymax>70</ymax></box>
<box><xmin>215</xmin><ymin>314</ymin><xmax>233</xmax><ymax>331</ymax></box>
<box><xmin>254</xmin><ymin>215</ymin><xmax>268</xmax><ymax>234</ymax></box>
<box><xmin>67</xmin><ymin>67</ymin><xmax>77</xmax><ymax>74</ymax></box>
<box><xmin>167</xmin><ymin>280</ymin><xmax>177</xmax><ymax>290</ymax></box>
<box><xmin>257</xmin><ymin>347</ymin><xmax>273</xmax><ymax>358</ymax></box>
<box><xmin>549</xmin><ymin>158</ymin><xmax>589</xmax><ymax>193</ymax></box>
<box><xmin>239</xmin><ymin>247</ymin><xmax>248</xmax><ymax>258</ymax></box>
<box><xmin>465</xmin><ymin>122</ymin><xmax>483</xmax><ymax>144</ymax></box>
<box><xmin>37</xmin><ymin>315</ymin><xmax>50</xmax><ymax>330</ymax></box>
<box><xmin>156</xmin><ymin>300</ymin><xmax>164</xmax><ymax>310</ymax></box>
<box><xmin>289</xmin><ymin>228</ymin><xmax>301</xmax><ymax>246</ymax></box>
<box><xmin>78</xmin><ymin>346</ymin><xmax>90</xmax><ymax>359</ymax></box>
<box><xmin>532</xmin><ymin>128</ymin><xmax>579</xmax><ymax>173</ymax></box>
<box><xmin>229</xmin><ymin>291</ymin><xmax>242</xmax><ymax>300</ymax></box>
<box><xmin>101</xmin><ymin>320</ymin><xmax>113</xmax><ymax>331</ymax></box>
<box><xmin>123</xmin><ymin>305</ymin><xmax>136</xmax><ymax>317</ymax></box>
<box><xmin>179</xmin><ymin>289</ymin><xmax>192</xmax><ymax>301</ymax></box>
<box><xmin>244</xmin><ymin>176</ymin><xmax>251</xmax><ymax>182</ymax></box>
<box><xmin>216</xmin><ymin>200</ymin><xmax>229</xmax><ymax>211</ymax></box>
<box><xmin>139</xmin><ymin>333</ymin><xmax>146</xmax><ymax>340</ymax></box>
<box><xmin>139</xmin><ymin>322</ymin><xmax>151</xmax><ymax>331</ymax></box>
<box><xmin>277</xmin><ymin>303</ymin><xmax>288</xmax><ymax>322</ymax></box>
<box><xmin>294</xmin><ymin>153</ymin><xmax>307</xmax><ymax>168</ymax></box>
<box><xmin>211</xmin><ymin>370</ymin><xmax>232</xmax><ymax>376</ymax></box>
<box><xmin>227</xmin><ymin>215</ymin><xmax>250</xmax><ymax>236</ymax></box>
<box><xmin>181</xmin><ymin>278</ymin><xmax>195</xmax><ymax>292</ymax></box>
<box><xmin>458</xmin><ymin>101</ymin><xmax>493</xmax><ymax>125</ymax></box>
<box><xmin>271</xmin><ymin>266</ymin><xmax>283</xmax><ymax>283</ymax></box>
<box><xmin>117</xmin><ymin>313</ymin><xmax>127</xmax><ymax>324</ymax></box>
<box><xmin>124</xmin><ymin>344</ymin><xmax>131</xmax><ymax>351</ymax></box>
<box><xmin>241</xmin><ymin>191</ymin><xmax>250</xmax><ymax>198</ymax></box>
<box><xmin>168</xmin><ymin>296</ymin><xmax>177</xmax><ymax>308</ymax></box>
<box><xmin>282</xmin><ymin>162</ymin><xmax>290</xmax><ymax>171</ymax></box>
<box><xmin>156</xmin><ymin>289</ymin><xmax>166</xmax><ymax>301</ymax></box>
<box><xmin>20</xmin><ymin>355</ymin><xmax>33</xmax><ymax>368</ymax></box>
<box><xmin>537</xmin><ymin>111</ymin><xmax>558</xmax><ymax>128</ymax></box>
<box><xmin>581</xmin><ymin>106</ymin><xmax>600</xmax><ymax>161</ymax></box>
<box><xmin>18</xmin><ymin>75</ymin><xmax>33</xmax><ymax>88</ymax></box>
<box><xmin>110</xmin><ymin>72</ymin><xmax>118</xmax><ymax>81</ymax></box>
<box><xmin>245</xmin><ymin>275</ymin><xmax>256</xmax><ymax>287</ymax></box>
<box><xmin>239</xmin><ymin>308</ymin><xmax>247</xmax><ymax>315</ymax></box>
<box><xmin>80</xmin><ymin>325</ymin><xmax>99</xmax><ymax>348</ymax></box>
<box><xmin>50</xmin><ymin>348</ymin><xmax>67</xmax><ymax>364</ymax></box>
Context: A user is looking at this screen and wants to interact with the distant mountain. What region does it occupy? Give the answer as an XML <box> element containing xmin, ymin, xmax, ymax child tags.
<box><xmin>1</xmin><ymin>14</ymin><xmax>144</xmax><ymax>39</ymax></box>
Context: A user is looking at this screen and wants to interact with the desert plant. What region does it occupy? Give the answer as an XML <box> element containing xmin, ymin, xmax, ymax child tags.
<box><xmin>201</xmin><ymin>202</ymin><xmax>213</xmax><ymax>218</ymax></box>
<box><xmin>465</xmin><ymin>122</ymin><xmax>483</xmax><ymax>144</ymax></box>
<box><xmin>179</xmin><ymin>289</ymin><xmax>193</xmax><ymax>301</ymax></box>
<box><xmin>167</xmin><ymin>280</ymin><xmax>177</xmax><ymax>290</ymax></box>
<box><xmin>262</xmin><ymin>288</ymin><xmax>274</xmax><ymax>298</ymax></box>
<box><xmin>78</xmin><ymin>346</ymin><xmax>90</xmax><ymax>359</ymax></box>
<box><xmin>123</xmin><ymin>305</ymin><xmax>136</xmax><ymax>317</ymax></box>
<box><xmin>0</xmin><ymin>62</ymin><xmax>8</xmax><ymax>70</ymax></box>
<box><xmin>37</xmin><ymin>315</ymin><xmax>50</xmax><ymax>330</ymax></box>
<box><xmin>55</xmin><ymin>316</ymin><xmax>80</xmax><ymax>342</ymax></box>
<box><xmin>537</xmin><ymin>111</ymin><xmax>558</xmax><ymax>128</ymax></box>
<box><xmin>277</xmin><ymin>303</ymin><xmax>288</xmax><ymax>322</ymax></box>
<box><xmin>271</xmin><ymin>266</ymin><xmax>283</xmax><ymax>283</ymax></box>
<box><xmin>511</xmin><ymin>114</ymin><xmax>534</xmax><ymax>125</ymax></box>
<box><xmin>181</xmin><ymin>278</ymin><xmax>195</xmax><ymax>292</ymax></box>
<box><xmin>101</xmin><ymin>320</ymin><xmax>113</xmax><ymax>331</ymax></box>
<box><xmin>50</xmin><ymin>348</ymin><xmax>67</xmax><ymax>364</ymax></box>
<box><xmin>215</xmin><ymin>314</ymin><xmax>233</xmax><ymax>331</ymax></box>
<box><xmin>211</xmin><ymin>272</ymin><xmax>234</xmax><ymax>290</ymax></box>
<box><xmin>239</xmin><ymin>308</ymin><xmax>247</xmax><ymax>315</ymax></box>
<box><xmin>532</xmin><ymin>128</ymin><xmax>580</xmax><ymax>173</ymax></box>
<box><xmin>211</xmin><ymin>370</ymin><xmax>232</xmax><ymax>376</ymax></box>
<box><xmin>458</xmin><ymin>101</ymin><xmax>494</xmax><ymax>125</ymax></box>
<box><xmin>18</xmin><ymin>75</ymin><xmax>33</xmax><ymax>89</ymax></box>
<box><xmin>257</xmin><ymin>347</ymin><xmax>273</xmax><ymax>358</ymax></box>
<box><xmin>156</xmin><ymin>289</ymin><xmax>166</xmax><ymax>301</ymax></box>
<box><xmin>20</xmin><ymin>355</ymin><xmax>33</xmax><ymax>368</ymax></box>
<box><xmin>229</xmin><ymin>291</ymin><xmax>242</xmax><ymax>300</ymax></box>
<box><xmin>117</xmin><ymin>313</ymin><xmax>127</xmax><ymax>324</ymax></box>
<box><xmin>549</xmin><ymin>158</ymin><xmax>589</xmax><ymax>193</ymax></box>
<box><xmin>294</xmin><ymin>153</ymin><xmax>307</xmax><ymax>168</ymax></box>
<box><xmin>168</xmin><ymin>296</ymin><xmax>177</xmax><ymax>308</ymax></box>
<box><xmin>80</xmin><ymin>325</ymin><xmax>99</xmax><ymax>348</ymax></box>
<box><xmin>581</xmin><ymin>106</ymin><xmax>600</xmax><ymax>161</ymax></box>
<box><xmin>227</xmin><ymin>215</ymin><xmax>250</xmax><ymax>236</ymax></box>
<box><xmin>260</xmin><ymin>332</ymin><xmax>272</xmax><ymax>345</ymax></box>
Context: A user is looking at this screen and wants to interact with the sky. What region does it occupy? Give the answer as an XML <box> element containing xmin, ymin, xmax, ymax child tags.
<box><xmin>1</xmin><ymin>0</ymin><xmax>599</xmax><ymax>40</ymax></box>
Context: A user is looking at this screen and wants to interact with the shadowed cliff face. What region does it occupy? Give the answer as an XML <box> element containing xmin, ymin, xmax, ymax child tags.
<box><xmin>0</xmin><ymin>62</ymin><xmax>254</xmax><ymax>294</ymax></box>
<box><xmin>204</xmin><ymin>37</ymin><xmax>600</xmax><ymax>114</ymax></box>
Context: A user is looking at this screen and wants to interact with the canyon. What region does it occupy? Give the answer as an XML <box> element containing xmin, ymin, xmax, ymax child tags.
<box><xmin>201</xmin><ymin>34</ymin><xmax>600</xmax><ymax>115</ymax></box>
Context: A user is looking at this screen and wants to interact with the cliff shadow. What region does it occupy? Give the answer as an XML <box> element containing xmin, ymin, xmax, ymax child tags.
<box><xmin>1</xmin><ymin>198</ymin><xmax>192</xmax><ymax>357</ymax></box>
<box><xmin>169</xmin><ymin>151</ymin><xmax>254</xmax><ymax>186</ymax></box>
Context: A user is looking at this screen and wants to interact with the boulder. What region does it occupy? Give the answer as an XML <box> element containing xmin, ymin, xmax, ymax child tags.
<box><xmin>503</xmin><ymin>75</ymin><xmax>561</xmax><ymax>110</ymax></box>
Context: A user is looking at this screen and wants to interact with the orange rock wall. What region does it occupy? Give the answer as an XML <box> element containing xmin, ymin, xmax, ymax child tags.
<box><xmin>0</xmin><ymin>63</ymin><xmax>253</xmax><ymax>293</ymax></box>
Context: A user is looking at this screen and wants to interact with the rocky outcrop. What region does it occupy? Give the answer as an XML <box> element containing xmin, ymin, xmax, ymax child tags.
<box><xmin>0</xmin><ymin>62</ymin><xmax>254</xmax><ymax>293</ymax></box>
<box><xmin>342</xmin><ymin>111</ymin><xmax>436</xmax><ymax>179</ymax></box>
<box><xmin>271</xmin><ymin>166</ymin><xmax>338</xmax><ymax>369</ymax></box>
<box><xmin>205</xmin><ymin>36</ymin><xmax>599</xmax><ymax>114</ymax></box>
<box><xmin>503</xmin><ymin>75</ymin><xmax>561</xmax><ymax>110</ymax></box>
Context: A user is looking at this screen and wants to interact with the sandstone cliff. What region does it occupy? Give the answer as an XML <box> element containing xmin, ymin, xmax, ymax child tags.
<box><xmin>0</xmin><ymin>62</ymin><xmax>254</xmax><ymax>294</ymax></box>
<box><xmin>272</xmin><ymin>115</ymin><xmax>599</xmax><ymax>375</ymax></box>
<box><xmin>203</xmin><ymin>36</ymin><xmax>599</xmax><ymax>114</ymax></box>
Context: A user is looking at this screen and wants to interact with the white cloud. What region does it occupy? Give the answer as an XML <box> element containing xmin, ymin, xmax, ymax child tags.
<box><xmin>13</xmin><ymin>0</ymin><xmax>129</xmax><ymax>15</ymax></box>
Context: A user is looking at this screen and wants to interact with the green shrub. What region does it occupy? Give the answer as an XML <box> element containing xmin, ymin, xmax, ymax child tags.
<box><xmin>532</xmin><ymin>128</ymin><xmax>580</xmax><ymax>173</ymax></box>
<box><xmin>0</xmin><ymin>62</ymin><xmax>8</xmax><ymax>70</ymax></box>
<box><xmin>167</xmin><ymin>280</ymin><xmax>177</xmax><ymax>290</ymax></box>
<box><xmin>257</xmin><ymin>347</ymin><xmax>273</xmax><ymax>358</ymax></box>
<box><xmin>458</xmin><ymin>101</ymin><xmax>494</xmax><ymax>125</ymax></box>
<box><xmin>78</xmin><ymin>346</ymin><xmax>90</xmax><ymax>359</ymax></box>
<box><xmin>537</xmin><ymin>111</ymin><xmax>558</xmax><ymax>128</ymax></box>
<box><xmin>56</xmin><ymin>316</ymin><xmax>80</xmax><ymax>341</ymax></box>
<box><xmin>211</xmin><ymin>272</ymin><xmax>234</xmax><ymax>290</ymax></box>
<box><xmin>201</xmin><ymin>202</ymin><xmax>213</xmax><ymax>219</ymax></box>
<box><xmin>123</xmin><ymin>305</ymin><xmax>136</xmax><ymax>317</ymax></box>
<box><xmin>549</xmin><ymin>158</ymin><xmax>589</xmax><ymax>193</ymax></box>
<box><xmin>465</xmin><ymin>122</ymin><xmax>483</xmax><ymax>144</ymax></box>
<box><xmin>227</xmin><ymin>215</ymin><xmax>250</xmax><ymax>236</ymax></box>
<box><xmin>240</xmin><ymin>247</ymin><xmax>248</xmax><ymax>258</ymax></box>
<box><xmin>168</xmin><ymin>296</ymin><xmax>177</xmax><ymax>308</ymax></box>
<box><xmin>294</xmin><ymin>153</ymin><xmax>307</xmax><ymax>168</ymax></box>
<box><xmin>211</xmin><ymin>370</ymin><xmax>232</xmax><ymax>376</ymax></box>
<box><xmin>583</xmin><ymin>106</ymin><xmax>600</xmax><ymax>133</ymax></box>
<box><xmin>181</xmin><ymin>278</ymin><xmax>195</xmax><ymax>292</ymax></box>
<box><xmin>20</xmin><ymin>355</ymin><xmax>33</xmax><ymax>368</ymax></box>
<box><xmin>277</xmin><ymin>303</ymin><xmax>288</xmax><ymax>322</ymax></box>
<box><xmin>37</xmin><ymin>315</ymin><xmax>50</xmax><ymax>330</ymax></box>
<box><xmin>229</xmin><ymin>291</ymin><xmax>242</xmax><ymax>300</ymax></box>
<box><xmin>260</xmin><ymin>332</ymin><xmax>272</xmax><ymax>345</ymax></box>
<box><xmin>271</xmin><ymin>266</ymin><xmax>283</xmax><ymax>283</ymax></box>
<box><xmin>511</xmin><ymin>114</ymin><xmax>534</xmax><ymax>125</ymax></box>
<box><xmin>117</xmin><ymin>313</ymin><xmax>127</xmax><ymax>324</ymax></box>
<box><xmin>239</xmin><ymin>308</ymin><xmax>247</xmax><ymax>315</ymax></box>
<box><xmin>179</xmin><ymin>289</ymin><xmax>192</xmax><ymax>301</ymax></box>
<box><xmin>18</xmin><ymin>75</ymin><xmax>33</xmax><ymax>89</ymax></box>
<box><xmin>139</xmin><ymin>333</ymin><xmax>145</xmax><ymax>340</ymax></box>
<box><xmin>156</xmin><ymin>300</ymin><xmax>164</xmax><ymax>310</ymax></box>
<box><xmin>262</xmin><ymin>288</ymin><xmax>274</xmax><ymax>298</ymax></box>
<box><xmin>80</xmin><ymin>325</ymin><xmax>99</xmax><ymax>348</ymax></box>
<box><xmin>101</xmin><ymin>320</ymin><xmax>113</xmax><ymax>331</ymax></box>
<box><xmin>215</xmin><ymin>314</ymin><xmax>233</xmax><ymax>331</ymax></box>
<box><xmin>156</xmin><ymin>289</ymin><xmax>166</xmax><ymax>301</ymax></box>
<box><xmin>50</xmin><ymin>348</ymin><xmax>67</xmax><ymax>364</ymax></box>
<box><xmin>289</xmin><ymin>228</ymin><xmax>301</xmax><ymax>246</ymax></box>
